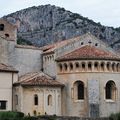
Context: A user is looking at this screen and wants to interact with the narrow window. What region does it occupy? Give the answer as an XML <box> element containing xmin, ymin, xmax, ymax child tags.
<box><xmin>78</xmin><ymin>82</ymin><xmax>84</xmax><ymax>99</ymax></box>
<box><xmin>105</xmin><ymin>81</ymin><xmax>116</xmax><ymax>100</ymax></box>
<box><xmin>73</xmin><ymin>81</ymin><xmax>84</xmax><ymax>100</ymax></box>
<box><xmin>0</xmin><ymin>24</ymin><xmax>4</xmax><ymax>31</ymax></box>
<box><xmin>75</xmin><ymin>62</ymin><xmax>79</xmax><ymax>69</ymax></box>
<box><xmin>15</xmin><ymin>95</ymin><xmax>18</xmax><ymax>105</ymax></box>
<box><xmin>107</xmin><ymin>63</ymin><xmax>111</xmax><ymax>71</ymax></box>
<box><xmin>94</xmin><ymin>62</ymin><xmax>99</xmax><ymax>70</ymax></box>
<box><xmin>0</xmin><ymin>101</ymin><xmax>7</xmax><ymax>109</ymax></box>
<box><xmin>64</xmin><ymin>63</ymin><xmax>68</xmax><ymax>71</ymax></box>
<box><xmin>101</xmin><ymin>62</ymin><xmax>104</xmax><ymax>71</ymax></box>
<box><xmin>88</xmin><ymin>62</ymin><xmax>92</xmax><ymax>71</ymax></box>
<box><xmin>82</xmin><ymin>62</ymin><xmax>86</xmax><ymax>71</ymax></box>
<box><xmin>34</xmin><ymin>94</ymin><xmax>38</xmax><ymax>105</ymax></box>
<box><xmin>48</xmin><ymin>95</ymin><xmax>52</xmax><ymax>106</ymax></box>
<box><xmin>69</xmin><ymin>63</ymin><xmax>73</xmax><ymax>71</ymax></box>
<box><xmin>59</xmin><ymin>63</ymin><xmax>62</xmax><ymax>72</ymax></box>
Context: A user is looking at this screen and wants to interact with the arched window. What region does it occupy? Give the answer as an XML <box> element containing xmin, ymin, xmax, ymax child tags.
<box><xmin>34</xmin><ymin>94</ymin><xmax>38</xmax><ymax>105</ymax></box>
<box><xmin>106</xmin><ymin>62</ymin><xmax>111</xmax><ymax>71</ymax></box>
<box><xmin>64</xmin><ymin>63</ymin><xmax>68</xmax><ymax>71</ymax></box>
<box><xmin>73</xmin><ymin>81</ymin><xmax>84</xmax><ymax>100</ymax></box>
<box><xmin>15</xmin><ymin>95</ymin><xmax>18</xmax><ymax>105</ymax></box>
<box><xmin>75</xmin><ymin>62</ymin><xmax>79</xmax><ymax>69</ymax></box>
<box><xmin>69</xmin><ymin>63</ymin><xmax>73</xmax><ymax>71</ymax></box>
<box><xmin>58</xmin><ymin>63</ymin><xmax>62</xmax><ymax>72</ymax></box>
<box><xmin>48</xmin><ymin>95</ymin><xmax>52</xmax><ymax>106</ymax></box>
<box><xmin>112</xmin><ymin>63</ymin><xmax>116</xmax><ymax>72</ymax></box>
<box><xmin>88</xmin><ymin>62</ymin><xmax>92</xmax><ymax>71</ymax></box>
<box><xmin>81</xmin><ymin>62</ymin><xmax>86</xmax><ymax>71</ymax></box>
<box><xmin>105</xmin><ymin>81</ymin><xmax>116</xmax><ymax>100</ymax></box>
<box><xmin>0</xmin><ymin>24</ymin><xmax>4</xmax><ymax>31</ymax></box>
<box><xmin>100</xmin><ymin>62</ymin><xmax>104</xmax><ymax>71</ymax></box>
<box><xmin>94</xmin><ymin>62</ymin><xmax>99</xmax><ymax>71</ymax></box>
<box><xmin>117</xmin><ymin>63</ymin><xmax>120</xmax><ymax>72</ymax></box>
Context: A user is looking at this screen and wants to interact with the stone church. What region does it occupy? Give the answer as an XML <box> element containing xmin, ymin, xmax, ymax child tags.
<box><xmin>0</xmin><ymin>18</ymin><xmax>120</xmax><ymax>117</ymax></box>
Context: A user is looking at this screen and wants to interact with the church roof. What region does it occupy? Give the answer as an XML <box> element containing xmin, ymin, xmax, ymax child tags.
<box><xmin>14</xmin><ymin>72</ymin><xmax>64</xmax><ymax>87</ymax></box>
<box><xmin>0</xmin><ymin>63</ymin><xmax>18</xmax><ymax>73</ymax></box>
<box><xmin>56</xmin><ymin>45</ymin><xmax>120</xmax><ymax>61</ymax></box>
<box><xmin>15</xmin><ymin>45</ymin><xmax>42</xmax><ymax>50</ymax></box>
<box><xmin>42</xmin><ymin>36</ymin><xmax>81</xmax><ymax>54</ymax></box>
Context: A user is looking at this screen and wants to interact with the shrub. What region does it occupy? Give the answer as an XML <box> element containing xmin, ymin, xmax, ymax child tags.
<box><xmin>109</xmin><ymin>112</ymin><xmax>120</xmax><ymax>120</ymax></box>
<box><xmin>0</xmin><ymin>111</ymin><xmax>24</xmax><ymax>120</ymax></box>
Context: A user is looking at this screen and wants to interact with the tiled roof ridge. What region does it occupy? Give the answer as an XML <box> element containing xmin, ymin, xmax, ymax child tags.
<box><xmin>16</xmin><ymin>72</ymin><xmax>64</xmax><ymax>87</ymax></box>
<box><xmin>15</xmin><ymin>45</ymin><xmax>42</xmax><ymax>50</ymax></box>
<box><xmin>56</xmin><ymin>45</ymin><xmax>120</xmax><ymax>61</ymax></box>
<box><xmin>19</xmin><ymin>72</ymin><xmax>39</xmax><ymax>82</ymax></box>
<box><xmin>0</xmin><ymin>63</ymin><xmax>18</xmax><ymax>72</ymax></box>
<box><xmin>42</xmin><ymin>36</ymin><xmax>81</xmax><ymax>53</ymax></box>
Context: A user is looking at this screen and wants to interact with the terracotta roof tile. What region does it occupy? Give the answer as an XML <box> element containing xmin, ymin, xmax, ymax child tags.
<box><xmin>56</xmin><ymin>45</ymin><xmax>120</xmax><ymax>61</ymax></box>
<box><xmin>14</xmin><ymin>72</ymin><xmax>64</xmax><ymax>87</ymax></box>
<box><xmin>0</xmin><ymin>63</ymin><xmax>18</xmax><ymax>72</ymax></box>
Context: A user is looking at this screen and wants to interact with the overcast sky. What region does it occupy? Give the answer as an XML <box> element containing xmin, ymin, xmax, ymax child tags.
<box><xmin>0</xmin><ymin>0</ymin><xmax>120</xmax><ymax>27</ymax></box>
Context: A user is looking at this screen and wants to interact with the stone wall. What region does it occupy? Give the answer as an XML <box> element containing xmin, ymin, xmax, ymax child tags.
<box><xmin>43</xmin><ymin>54</ymin><xmax>57</xmax><ymax>77</ymax></box>
<box><xmin>8</xmin><ymin>46</ymin><xmax>42</xmax><ymax>75</ymax></box>
<box><xmin>14</xmin><ymin>86</ymin><xmax>62</xmax><ymax>116</ymax></box>
<box><xmin>57</xmin><ymin>59</ymin><xmax>120</xmax><ymax>117</ymax></box>
<box><xmin>0</xmin><ymin>19</ymin><xmax>17</xmax><ymax>41</ymax></box>
<box><xmin>55</xmin><ymin>34</ymin><xmax>116</xmax><ymax>58</ymax></box>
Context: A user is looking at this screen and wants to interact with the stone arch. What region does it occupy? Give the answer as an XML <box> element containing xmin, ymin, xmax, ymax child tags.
<box><xmin>49</xmin><ymin>55</ymin><xmax>52</xmax><ymax>60</ymax></box>
<box><xmin>105</xmin><ymin>80</ymin><xmax>116</xmax><ymax>100</ymax></box>
<box><xmin>73</xmin><ymin>81</ymin><xmax>84</xmax><ymax>100</ymax></box>
<box><xmin>47</xmin><ymin>56</ymin><xmax>49</xmax><ymax>61</ymax></box>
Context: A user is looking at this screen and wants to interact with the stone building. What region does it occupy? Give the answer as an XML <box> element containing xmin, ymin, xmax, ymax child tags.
<box><xmin>0</xmin><ymin>18</ymin><xmax>120</xmax><ymax>117</ymax></box>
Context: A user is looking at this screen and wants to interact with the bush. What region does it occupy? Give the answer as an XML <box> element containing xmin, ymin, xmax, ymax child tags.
<box><xmin>109</xmin><ymin>112</ymin><xmax>120</xmax><ymax>120</ymax></box>
<box><xmin>0</xmin><ymin>111</ymin><xmax>24</xmax><ymax>120</ymax></box>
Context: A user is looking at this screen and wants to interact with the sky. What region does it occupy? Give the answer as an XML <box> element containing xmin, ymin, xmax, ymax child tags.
<box><xmin>0</xmin><ymin>0</ymin><xmax>120</xmax><ymax>28</ymax></box>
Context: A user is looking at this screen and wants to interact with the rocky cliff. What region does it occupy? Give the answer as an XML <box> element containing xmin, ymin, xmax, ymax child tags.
<box><xmin>3</xmin><ymin>4</ymin><xmax>120</xmax><ymax>51</ymax></box>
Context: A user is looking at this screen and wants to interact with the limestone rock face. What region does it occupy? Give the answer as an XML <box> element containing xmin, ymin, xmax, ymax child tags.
<box><xmin>3</xmin><ymin>5</ymin><xmax>120</xmax><ymax>51</ymax></box>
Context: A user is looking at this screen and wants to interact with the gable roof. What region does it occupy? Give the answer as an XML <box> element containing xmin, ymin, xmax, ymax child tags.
<box><xmin>14</xmin><ymin>72</ymin><xmax>64</xmax><ymax>87</ymax></box>
<box><xmin>0</xmin><ymin>63</ymin><xmax>18</xmax><ymax>73</ymax></box>
<box><xmin>42</xmin><ymin>36</ymin><xmax>81</xmax><ymax>54</ymax></box>
<box><xmin>56</xmin><ymin>45</ymin><xmax>120</xmax><ymax>61</ymax></box>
